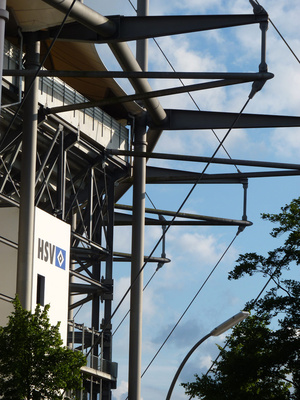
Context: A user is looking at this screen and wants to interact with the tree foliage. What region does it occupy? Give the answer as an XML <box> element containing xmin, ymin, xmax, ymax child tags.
<box><xmin>182</xmin><ymin>197</ymin><xmax>300</xmax><ymax>399</ymax></box>
<box><xmin>0</xmin><ymin>297</ymin><xmax>86</xmax><ymax>399</ymax></box>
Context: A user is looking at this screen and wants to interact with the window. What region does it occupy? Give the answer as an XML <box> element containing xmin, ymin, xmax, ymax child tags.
<box><xmin>37</xmin><ymin>274</ymin><xmax>45</xmax><ymax>306</ymax></box>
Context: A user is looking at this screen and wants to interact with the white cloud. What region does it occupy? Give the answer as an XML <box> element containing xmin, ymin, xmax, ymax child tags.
<box><xmin>170</xmin><ymin>231</ymin><xmax>233</xmax><ymax>265</ymax></box>
<box><xmin>171</xmin><ymin>0</ymin><xmax>225</xmax><ymax>14</ymax></box>
<box><xmin>143</xmin><ymin>284</ymin><xmax>159</xmax><ymax>322</ymax></box>
<box><xmin>114</xmin><ymin>226</ymin><xmax>132</xmax><ymax>253</ymax></box>
<box><xmin>112</xmin><ymin>380</ymin><xmax>128</xmax><ymax>400</ymax></box>
<box><xmin>271</xmin><ymin>129</ymin><xmax>300</xmax><ymax>159</ymax></box>
<box><xmin>199</xmin><ymin>353</ymin><xmax>215</xmax><ymax>370</ymax></box>
<box><xmin>113</xmin><ymin>276</ymin><xmax>131</xmax><ymax>317</ymax></box>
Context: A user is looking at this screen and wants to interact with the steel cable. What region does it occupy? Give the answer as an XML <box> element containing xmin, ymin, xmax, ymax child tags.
<box><xmin>88</xmin><ymin>94</ymin><xmax>252</xmax><ymax>356</ymax></box>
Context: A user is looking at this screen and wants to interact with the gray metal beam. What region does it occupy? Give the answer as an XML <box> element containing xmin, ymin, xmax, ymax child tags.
<box><xmin>70</xmin><ymin>270</ymin><xmax>109</xmax><ymax>291</ymax></box>
<box><xmin>69</xmin><ymin>294</ymin><xmax>95</xmax><ymax>310</ymax></box>
<box><xmin>0</xmin><ymin>137</ymin><xmax>22</xmax><ymax>193</ymax></box>
<box><xmin>145</xmin><ymin>167</ymin><xmax>300</xmax><ymax>183</ymax></box>
<box><xmin>205</xmin><ymin>170</ymin><xmax>300</xmax><ymax>179</ymax></box>
<box><xmin>112</xmin><ymin>167</ymin><xmax>300</xmax><ymax>186</ymax></box>
<box><xmin>71</xmin><ymin>232</ymin><xmax>109</xmax><ymax>254</ymax></box>
<box><xmin>106</xmin><ymin>149</ymin><xmax>300</xmax><ymax>170</ymax></box>
<box><xmin>115</xmin><ymin>203</ymin><xmax>241</xmax><ymax>220</ymax></box>
<box><xmin>42</xmin><ymin>0</ymin><xmax>116</xmax><ymax>37</ymax></box>
<box><xmin>70</xmin><ymin>247</ymin><xmax>107</xmax><ymax>262</ymax></box>
<box><xmin>0</xmin><ymin>0</ymin><xmax>9</xmax><ymax>107</ymax></box>
<box><xmin>112</xmin><ymin>251</ymin><xmax>170</xmax><ymax>264</ymax></box>
<box><xmin>45</xmin><ymin>13</ymin><xmax>268</xmax><ymax>43</ymax></box>
<box><xmin>44</xmin><ymin>74</ymin><xmax>273</xmax><ymax>115</ymax></box>
<box><xmin>113</xmin><ymin>211</ymin><xmax>252</xmax><ymax>227</ymax></box>
<box><xmin>145</xmin><ymin>166</ymin><xmax>245</xmax><ymax>184</ymax></box>
<box><xmin>35</xmin><ymin>125</ymin><xmax>63</xmax><ymax>185</ymax></box>
<box><xmin>109</xmin><ymin>13</ymin><xmax>269</xmax><ymax>41</ymax></box>
<box><xmin>3</xmin><ymin>70</ymin><xmax>274</xmax><ymax>80</ymax></box>
<box><xmin>158</xmin><ymin>109</ymin><xmax>300</xmax><ymax>130</ymax></box>
<box><xmin>69</xmin><ymin>283</ymin><xmax>99</xmax><ymax>294</ymax></box>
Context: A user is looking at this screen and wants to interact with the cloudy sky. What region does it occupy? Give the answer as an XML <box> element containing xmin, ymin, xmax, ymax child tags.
<box><xmin>82</xmin><ymin>1</ymin><xmax>300</xmax><ymax>399</ymax></box>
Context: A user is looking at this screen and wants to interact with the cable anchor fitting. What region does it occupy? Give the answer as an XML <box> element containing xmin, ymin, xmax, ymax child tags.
<box><xmin>249</xmin><ymin>0</ymin><xmax>267</xmax><ymax>15</ymax></box>
<box><xmin>156</xmin><ymin>214</ymin><xmax>167</xmax><ymax>271</ymax></box>
<box><xmin>248</xmin><ymin>79</ymin><xmax>266</xmax><ymax>99</ymax></box>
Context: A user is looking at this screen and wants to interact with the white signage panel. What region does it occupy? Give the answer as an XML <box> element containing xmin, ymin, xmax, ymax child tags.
<box><xmin>32</xmin><ymin>207</ymin><xmax>70</xmax><ymax>344</ymax></box>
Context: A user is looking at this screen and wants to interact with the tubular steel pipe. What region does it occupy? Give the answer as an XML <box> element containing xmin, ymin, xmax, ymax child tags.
<box><xmin>2</xmin><ymin>70</ymin><xmax>274</xmax><ymax>80</ymax></box>
<box><xmin>0</xmin><ymin>0</ymin><xmax>8</xmax><ymax>109</ymax></box>
<box><xmin>17</xmin><ymin>35</ymin><xmax>40</xmax><ymax>309</ymax></box>
<box><xmin>42</xmin><ymin>0</ymin><xmax>116</xmax><ymax>37</ymax></box>
<box><xmin>136</xmin><ymin>0</ymin><xmax>149</xmax><ymax>71</ymax></box>
<box><xmin>127</xmin><ymin>1</ymin><xmax>149</xmax><ymax>398</ymax></box>
<box><xmin>128</xmin><ymin>113</ymin><xmax>147</xmax><ymax>400</ymax></box>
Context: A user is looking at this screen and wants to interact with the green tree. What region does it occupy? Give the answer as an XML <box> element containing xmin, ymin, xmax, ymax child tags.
<box><xmin>0</xmin><ymin>297</ymin><xmax>86</xmax><ymax>399</ymax></box>
<box><xmin>182</xmin><ymin>197</ymin><xmax>300</xmax><ymax>399</ymax></box>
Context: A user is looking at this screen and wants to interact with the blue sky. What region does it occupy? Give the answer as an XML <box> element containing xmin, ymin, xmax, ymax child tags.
<box><xmin>82</xmin><ymin>1</ymin><xmax>300</xmax><ymax>399</ymax></box>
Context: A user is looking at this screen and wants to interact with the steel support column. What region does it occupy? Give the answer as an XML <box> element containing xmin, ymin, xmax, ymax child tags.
<box><xmin>56</xmin><ymin>128</ymin><xmax>66</xmax><ymax>219</ymax></box>
<box><xmin>0</xmin><ymin>0</ymin><xmax>8</xmax><ymax>108</ymax></box>
<box><xmin>17</xmin><ymin>34</ymin><xmax>40</xmax><ymax>309</ymax></box>
<box><xmin>128</xmin><ymin>114</ymin><xmax>147</xmax><ymax>400</ymax></box>
<box><xmin>136</xmin><ymin>0</ymin><xmax>149</xmax><ymax>72</ymax></box>
<box><xmin>128</xmin><ymin>3</ymin><xmax>148</xmax><ymax>395</ymax></box>
<box><xmin>102</xmin><ymin>179</ymin><xmax>115</xmax><ymax>400</ymax></box>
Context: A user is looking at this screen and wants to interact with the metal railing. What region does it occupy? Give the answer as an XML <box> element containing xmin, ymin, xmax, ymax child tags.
<box><xmin>68</xmin><ymin>321</ymin><xmax>118</xmax><ymax>379</ymax></box>
<box><xmin>86</xmin><ymin>354</ymin><xmax>118</xmax><ymax>379</ymax></box>
<box><xmin>3</xmin><ymin>40</ymin><xmax>129</xmax><ymax>158</ymax></box>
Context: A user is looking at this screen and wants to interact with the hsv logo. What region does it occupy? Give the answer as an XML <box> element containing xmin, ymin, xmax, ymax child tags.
<box><xmin>37</xmin><ymin>238</ymin><xmax>66</xmax><ymax>270</ymax></box>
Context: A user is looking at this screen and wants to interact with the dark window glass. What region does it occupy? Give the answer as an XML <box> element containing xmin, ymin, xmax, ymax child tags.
<box><xmin>37</xmin><ymin>274</ymin><xmax>45</xmax><ymax>306</ymax></box>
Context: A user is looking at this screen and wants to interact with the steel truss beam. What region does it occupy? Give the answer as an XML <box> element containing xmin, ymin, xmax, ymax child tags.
<box><xmin>42</xmin><ymin>73</ymin><xmax>273</xmax><ymax>115</ymax></box>
<box><xmin>113</xmin><ymin>211</ymin><xmax>252</xmax><ymax>227</ymax></box>
<box><xmin>3</xmin><ymin>71</ymin><xmax>274</xmax><ymax>80</ymax></box>
<box><xmin>144</xmin><ymin>167</ymin><xmax>300</xmax><ymax>184</ymax></box>
<box><xmin>106</xmin><ymin>149</ymin><xmax>300</xmax><ymax>170</ymax></box>
<box><xmin>156</xmin><ymin>109</ymin><xmax>300</xmax><ymax>130</ymax></box>
<box><xmin>112</xmin><ymin>251</ymin><xmax>170</xmax><ymax>264</ymax></box>
<box><xmin>44</xmin><ymin>13</ymin><xmax>268</xmax><ymax>43</ymax></box>
<box><xmin>114</xmin><ymin>204</ymin><xmax>251</xmax><ymax>226</ymax></box>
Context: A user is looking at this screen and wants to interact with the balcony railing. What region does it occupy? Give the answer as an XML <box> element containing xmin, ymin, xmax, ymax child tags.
<box><xmin>86</xmin><ymin>354</ymin><xmax>118</xmax><ymax>379</ymax></box>
<box><xmin>68</xmin><ymin>321</ymin><xmax>118</xmax><ymax>381</ymax></box>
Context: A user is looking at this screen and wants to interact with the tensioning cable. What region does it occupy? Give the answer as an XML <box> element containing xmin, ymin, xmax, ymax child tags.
<box><xmin>140</xmin><ymin>229</ymin><xmax>241</xmax><ymax>380</ymax></box>
<box><xmin>109</xmin><ymin>96</ymin><xmax>251</xmax><ymax>325</ymax></box>
<box><xmin>88</xmin><ymin>91</ymin><xmax>255</xmax><ymax>356</ymax></box>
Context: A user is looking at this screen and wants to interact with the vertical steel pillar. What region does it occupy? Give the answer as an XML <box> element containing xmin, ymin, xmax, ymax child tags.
<box><xmin>136</xmin><ymin>0</ymin><xmax>149</xmax><ymax>71</ymax></box>
<box><xmin>128</xmin><ymin>114</ymin><xmax>147</xmax><ymax>400</ymax></box>
<box><xmin>128</xmin><ymin>1</ymin><xmax>148</xmax><ymax>398</ymax></box>
<box><xmin>17</xmin><ymin>34</ymin><xmax>40</xmax><ymax>309</ymax></box>
<box><xmin>90</xmin><ymin>168</ymin><xmax>100</xmax><ymax>400</ymax></box>
<box><xmin>0</xmin><ymin>0</ymin><xmax>8</xmax><ymax>109</ymax></box>
<box><xmin>56</xmin><ymin>128</ymin><xmax>66</xmax><ymax>220</ymax></box>
<box><xmin>102</xmin><ymin>179</ymin><xmax>115</xmax><ymax>400</ymax></box>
